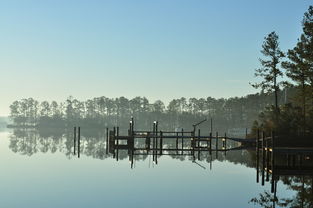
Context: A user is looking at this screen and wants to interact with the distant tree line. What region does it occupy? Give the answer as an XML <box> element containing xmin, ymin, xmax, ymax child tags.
<box><xmin>251</xmin><ymin>6</ymin><xmax>313</xmax><ymax>136</ymax></box>
<box><xmin>8</xmin><ymin>91</ymin><xmax>294</xmax><ymax>132</ymax></box>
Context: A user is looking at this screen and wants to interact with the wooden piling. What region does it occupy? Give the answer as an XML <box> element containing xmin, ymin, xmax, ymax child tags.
<box><xmin>176</xmin><ymin>132</ymin><xmax>179</xmax><ymax>154</ymax></box>
<box><xmin>78</xmin><ymin>127</ymin><xmax>81</xmax><ymax>158</ymax></box>
<box><xmin>181</xmin><ymin>129</ymin><xmax>184</xmax><ymax>155</ymax></box>
<box><xmin>198</xmin><ymin>129</ymin><xmax>201</xmax><ymax>160</ymax></box>
<box><xmin>160</xmin><ymin>131</ymin><xmax>163</xmax><ymax>155</ymax></box>
<box><xmin>74</xmin><ymin>127</ymin><xmax>76</xmax><ymax>155</ymax></box>
<box><xmin>106</xmin><ymin>127</ymin><xmax>109</xmax><ymax>154</ymax></box>
<box><xmin>152</xmin><ymin>122</ymin><xmax>156</xmax><ymax>162</ymax></box>
<box><xmin>261</xmin><ymin>131</ymin><xmax>265</xmax><ymax>186</ymax></box>
<box><xmin>271</xmin><ymin>131</ymin><xmax>275</xmax><ymax>173</ymax></box>
<box><xmin>224</xmin><ymin>132</ymin><xmax>227</xmax><ymax>156</ymax></box>
<box><xmin>223</xmin><ymin>133</ymin><xmax>227</xmax><ymax>149</ymax></box>
<box><xmin>266</xmin><ymin>137</ymin><xmax>269</xmax><ymax>182</ymax></box>
<box><xmin>216</xmin><ymin>132</ymin><xmax>218</xmax><ymax>150</ymax></box>
<box><xmin>256</xmin><ymin>129</ymin><xmax>260</xmax><ymax>183</ymax></box>
<box><xmin>215</xmin><ymin>132</ymin><xmax>218</xmax><ymax>159</ymax></box>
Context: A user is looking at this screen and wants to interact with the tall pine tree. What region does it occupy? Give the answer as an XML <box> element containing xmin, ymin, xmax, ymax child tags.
<box><xmin>282</xmin><ymin>34</ymin><xmax>310</xmax><ymax>131</ymax></box>
<box><xmin>251</xmin><ymin>31</ymin><xmax>285</xmax><ymax>111</ymax></box>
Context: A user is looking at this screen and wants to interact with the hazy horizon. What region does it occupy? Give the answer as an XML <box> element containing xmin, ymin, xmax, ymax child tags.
<box><xmin>1</xmin><ymin>1</ymin><xmax>311</xmax><ymax>116</ymax></box>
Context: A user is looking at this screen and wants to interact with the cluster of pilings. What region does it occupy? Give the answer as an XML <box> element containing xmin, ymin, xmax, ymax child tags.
<box><xmin>255</xmin><ymin>130</ymin><xmax>276</xmax><ymax>194</ymax></box>
<box><xmin>255</xmin><ymin>129</ymin><xmax>313</xmax><ymax>199</ymax></box>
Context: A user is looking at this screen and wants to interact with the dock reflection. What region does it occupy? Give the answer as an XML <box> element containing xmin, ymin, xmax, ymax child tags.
<box><xmin>254</xmin><ymin>131</ymin><xmax>313</xmax><ymax>207</ymax></box>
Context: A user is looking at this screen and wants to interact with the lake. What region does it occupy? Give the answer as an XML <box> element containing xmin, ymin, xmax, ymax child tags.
<box><xmin>0</xmin><ymin>129</ymin><xmax>310</xmax><ymax>208</ymax></box>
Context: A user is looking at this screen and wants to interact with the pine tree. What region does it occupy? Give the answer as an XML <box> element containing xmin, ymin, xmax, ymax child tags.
<box><xmin>282</xmin><ymin>35</ymin><xmax>310</xmax><ymax>131</ymax></box>
<box><xmin>251</xmin><ymin>31</ymin><xmax>285</xmax><ymax>111</ymax></box>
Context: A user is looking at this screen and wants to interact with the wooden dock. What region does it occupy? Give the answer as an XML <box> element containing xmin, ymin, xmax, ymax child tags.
<box><xmin>102</xmin><ymin>118</ymin><xmax>256</xmax><ymax>167</ymax></box>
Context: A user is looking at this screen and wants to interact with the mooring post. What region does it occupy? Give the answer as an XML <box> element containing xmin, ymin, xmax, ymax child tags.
<box><xmin>261</xmin><ymin>131</ymin><xmax>265</xmax><ymax>186</ymax></box>
<box><xmin>176</xmin><ymin>132</ymin><xmax>179</xmax><ymax>153</ymax></box>
<box><xmin>215</xmin><ymin>132</ymin><xmax>218</xmax><ymax>159</ymax></box>
<box><xmin>154</xmin><ymin>121</ymin><xmax>158</xmax><ymax>165</ymax></box>
<box><xmin>74</xmin><ymin>126</ymin><xmax>76</xmax><ymax>155</ymax></box>
<box><xmin>152</xmin><ymin>121</ymin><xmax>156</xmax><ymax>162</ymax></box>
<box><xmin>271</xmin><ymin>131</ymin><xmax>275</xmax><ymax>176</ymax></box>
<box><xmin>131</xmin><ymin>117</ymin><xmax>134</xmax><ymax>134</ymax></box>
<box><xmin>155</xmin><ymin>121</ymin><xmax>159</xmax><ymax>154</ymax></box>
<box><xmin>198</xmin><ymin>129</ymin><xmax>201</xmax><ymax>160</ymax></box>
<box><xmin>224</xmin><ymin>132</ymin><xmax>227</xmax><ymax>156</ymax></box>
<box><xmin>223</xmin><ymin>133</ymin><xmax>227</xmax><ymax>149</ymax></box>
<box><xmin>181</xmin><ymin>128</ymin><xmax>184</xmax><ymax>153</ymax></box>
<box><xmin>116</xmin><ymin>127</ymin><xmax>119</xmax><ymax>161</ymax></box>
<box><xmin>216</xmin><ymin>132</ymin><xmax>218</xmax><ymax>151</ymax></box>
<box><xmin>210</xmin><ymin>118</ymin><xmax>213</xmax><ymax>134</ymax></box>
<box><xmin>131</xmin><ymin>149</ymin><xmax>134</xmax><ymax>169</ymax></box>
<box><xmin>129</xmin><ymin>120</ymin><xmax>132</xmax><ymax>136</ymax></box>
<box><xmin>266</xmin><ymin>135</ymin><xmax>269</xmax><ymax>182</ymax></box>
<box><xmin>271</xmin><ymin>177</ymin><xmax>274</xmax><ymax>193</ymax></box>
<box><xmin>160</xmin><ymin>131</ymin><xmax>163</xmax><ymax>155</ymax></box>
<box><xmin>106</xmin><ymin>127</ymin><xmax>109</xmax><ymax>154</ymax></box>
<box><xmin>271</xmin><ymin>132</ymin><xmax>275</xmax><ymax>194</ymax></box>
<box><xmin>256</xmin><ymin>129</ymin><xmax>260</xmax><ymax>183</ymax></box>
<box><xmin>191</xmin><ymin>130</ymin><xmax>195</xmax><ymax>160</ymax></box>
<box><xmin>209</xmin><ymin>132</ymin><xmax>212</xmax><ymax>155</ymax></box>
<box><xmin>78</xmin><ymin>127</ymin><xmax>81</xmax><ymax>158</ymax></box>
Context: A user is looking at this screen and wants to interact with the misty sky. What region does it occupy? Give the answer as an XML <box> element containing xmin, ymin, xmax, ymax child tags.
<box><xmin>0</xmin><ymin>1</ymin><xmax>311</xmax><ymax>116</ymax></box>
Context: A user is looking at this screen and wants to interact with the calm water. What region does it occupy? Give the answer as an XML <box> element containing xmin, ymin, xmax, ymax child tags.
<box><xmin>0</xmin><ymin>129</ymin><xmax>310</xmax><ymax>208</ymax></box>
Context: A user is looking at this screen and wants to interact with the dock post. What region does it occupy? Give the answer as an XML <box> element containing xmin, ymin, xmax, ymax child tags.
<box><xmin>78</xmin><ymin>127</ymin><xmax>81</xmax><ymax>158</ymax></box>
<box><xmin>74</xmin><ymin>127</ymin><xmax>76</xmax><ymax>155</ymax></box>
<box><xmin>271</xmin><ymin>131</ymin><xmax>275</xmax><ymax>180</ymax></box>
<box><xmin>209</xmin><ymin>132</ymin><xmax>212</xmax><ymax>155</ymax></box>
<box><xmin>224</xmin><ymin>132</ymin><xmax>227</xmax><ymax>156</ymax></box>
<box><xmin>198</xmin><ymin>129</ymin><xmax>201</xmax><ymax>160</ymax></box>
<box><xmin>223</xmin><ymin>133</ymin><xmax>227</xmax><ymax>149</ymax></box>
<box><xmin>256</xmin><ymin>129</ymin><xmax>260</xmax><ymax>183</ymax></box>
<box><xmin>216</xmin><ymin>132</ymin><xmax>218</xmax><ymax>150</ymax></box>
<box><xmin>152</xmin><ymin>121</ymin><xmax>156</xmax><ymax>162</ymax></box>
<box><xmin>129</xmin><ymin>119</ymin><xmax>132</xmax><ymax>136</ymax></box>
<box><xmin>116</xmin><ymin>135</ymin><xmax>119</xmax><ymax>161</ymax></box>
<box><xmin>131</xmin><ymin>117</ymin><xmax>134</xmax><ymax>134</ymax></box>
<box><xmin>261</xmin><ymin>131</ymin><xmax>265</xmax><ymax>186</ymax></box>
<box><xmin>191</xmin><ymin>130</ymin><xmax>195</xmax><ymax>161</ymax></box>
<box><xmin>154</xmin><ymin>121</ymin><xmax>158</xmax><ymax>165</ymax></box>
<box><xmin>181</xmin><ymin>129</ymin><xmax>184</xmax><ymax>155</ymax></box>
<box><xmin>216</xmin><ymin>132</ymin><xmax>218</xmax><ymax>159</ymax></box>
<box><xmin>271</xmin><ymin>132</ymin><xmax>275</xmax><ymax>193</ymax></box>
<box><xmin>160</xmin><ymin>131</ymin><xmax>163</xmax><ymax>155</ymax></box>
<box><xmin>176</xmin><ymin>132</ymin><xmax>179</xmax><ymax>154</ymax></box>
<box><xmin>155</xmin><ymin>121</ymin><xmax>158</xmax><ymax>156</ymax></box>
<box><xmin>106</xmin><ymin>127</ymin><xmax>109</xmax><ymax>154</ymax></box>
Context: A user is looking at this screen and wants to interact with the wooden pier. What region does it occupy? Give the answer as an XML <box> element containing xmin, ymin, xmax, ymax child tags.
<box><xmin>103</xmin><ymin>118</ymin><xmax>254</xmax><ymax>167</ymax></box>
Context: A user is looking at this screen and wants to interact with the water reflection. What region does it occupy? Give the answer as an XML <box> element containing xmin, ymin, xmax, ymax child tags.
<box><xmin>7</xmin><ymin>128</ymin><xmax>313</xmax><ymax>207</ymax></box>
<box><xmin>253</xmin><ymin>141</ymin><xmax>313</xmax><ymax>208</ymax></box>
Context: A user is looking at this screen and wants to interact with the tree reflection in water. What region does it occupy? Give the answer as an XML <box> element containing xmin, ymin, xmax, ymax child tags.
<box><xmin>8</xmin><ymin>128</ymin><xmax>313</xmax><ymax>207</ymax></box>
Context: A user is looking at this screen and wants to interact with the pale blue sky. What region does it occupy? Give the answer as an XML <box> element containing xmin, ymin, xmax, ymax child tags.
<box><xmin>0</xmin><ymin>0</ymin><xmax>311</xmax><ymax>115</ymax></box>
